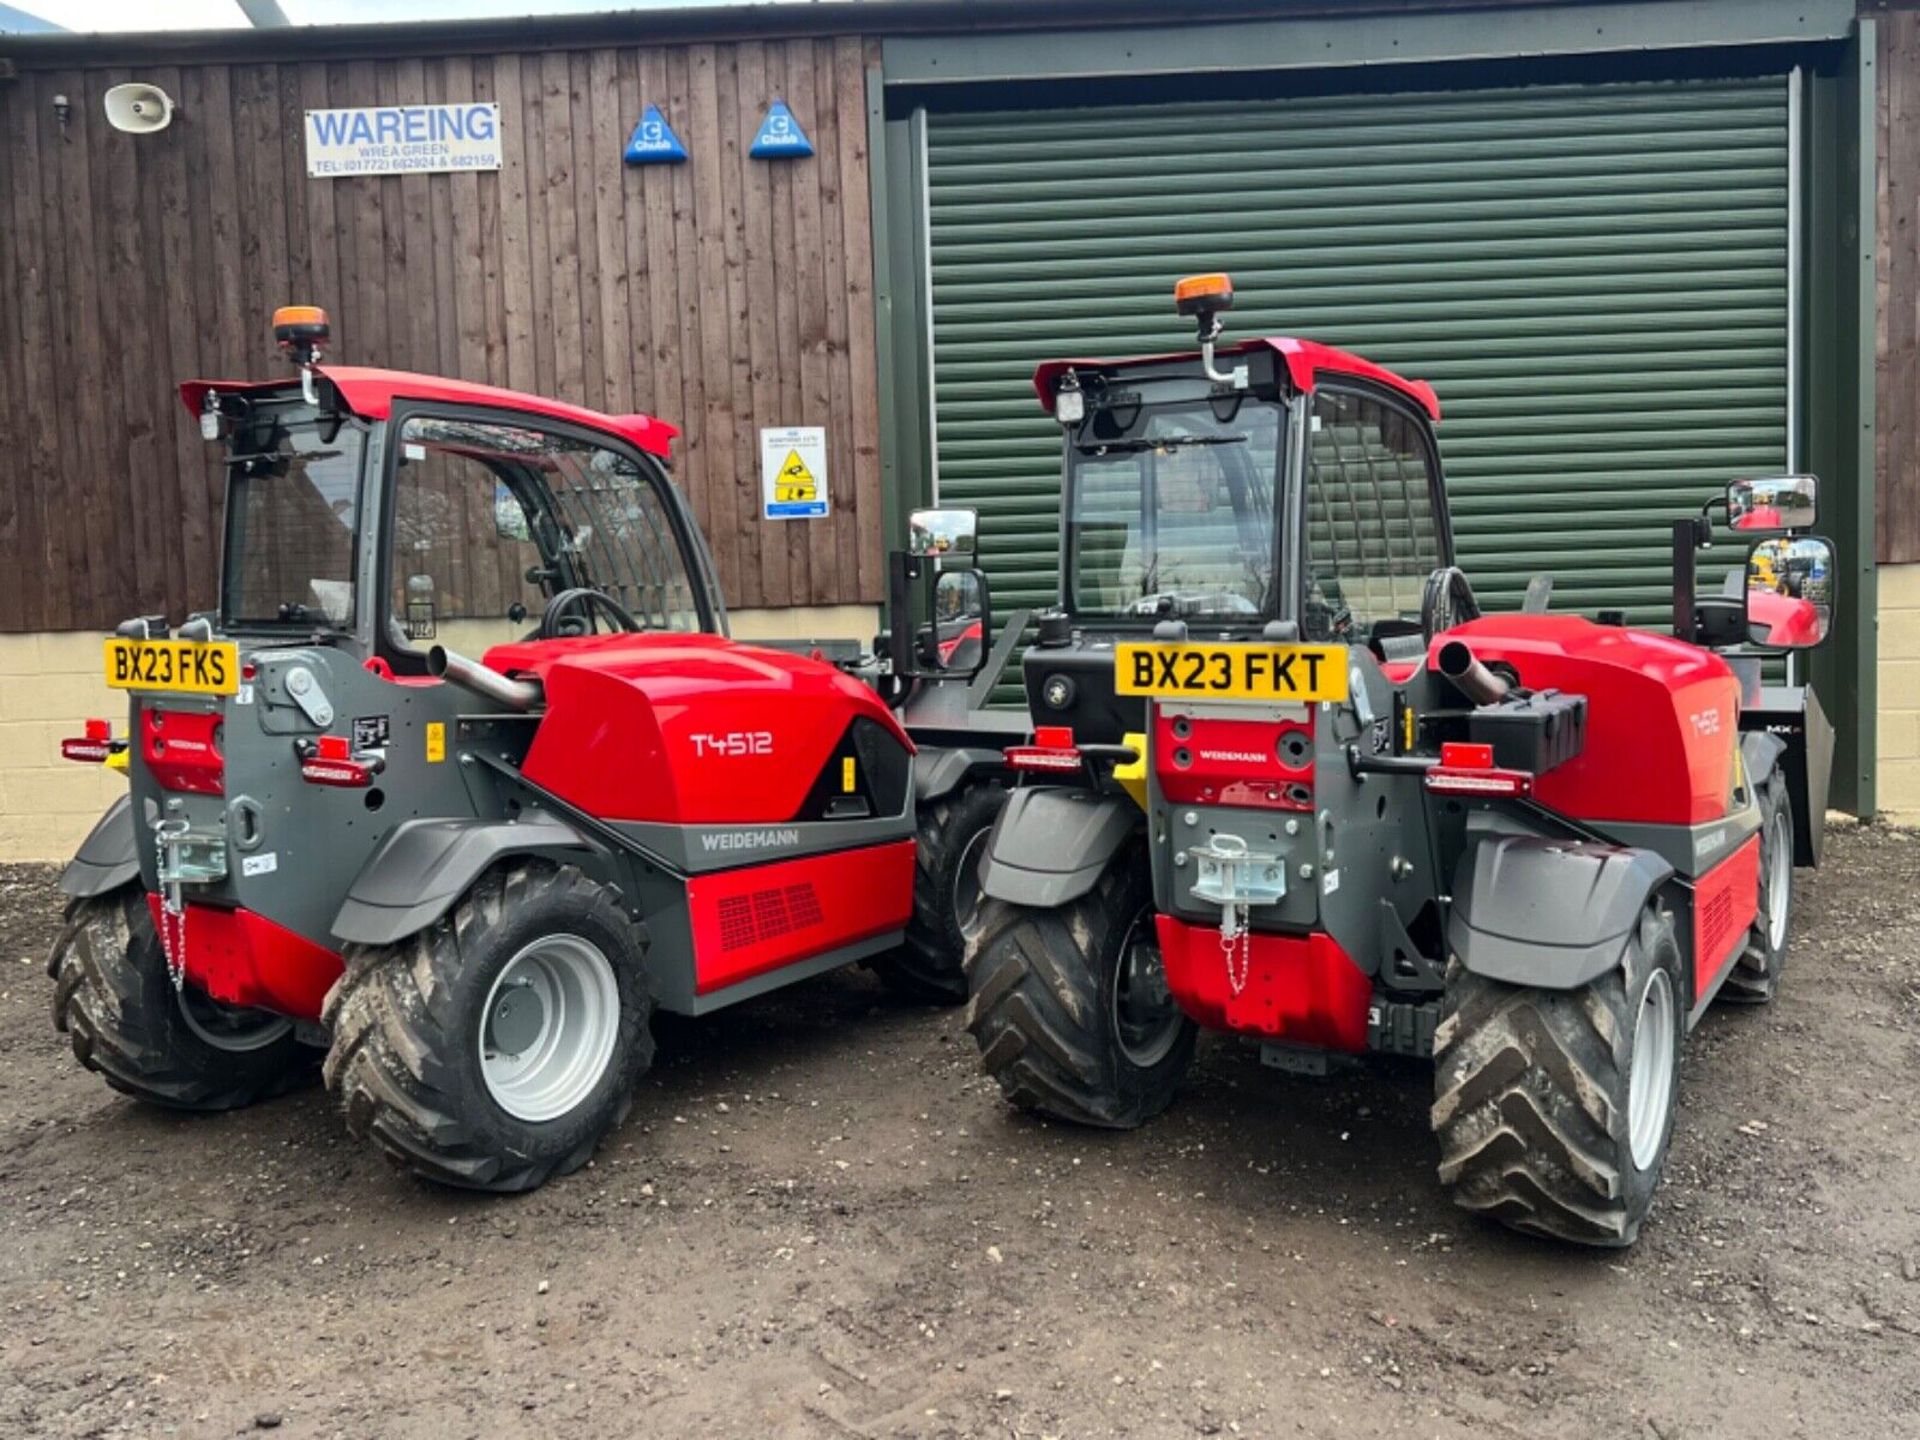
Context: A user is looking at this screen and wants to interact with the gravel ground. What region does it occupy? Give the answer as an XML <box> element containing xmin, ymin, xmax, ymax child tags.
<box><xmin>1</xmin><ymin>822</ymin><xmax>1917</xmax><ymax>1439</ymax></box>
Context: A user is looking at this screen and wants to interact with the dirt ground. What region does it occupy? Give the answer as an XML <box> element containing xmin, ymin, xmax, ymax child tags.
<box><xmin>1</xmin><ymin>825</ymin><xmax>1917</xmax><ymax>1440</ymax></box>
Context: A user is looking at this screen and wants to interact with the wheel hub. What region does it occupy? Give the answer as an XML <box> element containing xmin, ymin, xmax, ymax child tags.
<box><xmin>487</xmin><ymin>980</ymin><xmax>545</xmax><ymax>1057</ymax></box>
<box><xmin>174</xmin><ymin>986</ymin><xmax>293</xmax><ymax>1054</ymax></box>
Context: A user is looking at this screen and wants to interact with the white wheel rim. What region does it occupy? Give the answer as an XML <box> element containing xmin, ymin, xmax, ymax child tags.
<box><xmin>1110</xmin><ymin>908</ymin><xmax>1183</xmax><ymax>1068</ymax></box>
<box><xmin>175</xmin><ymin>986</ymin><xmax>293</xmax><ymax>1053</ymax></box>
<box><xmin>479</xmin><ymin>935</ymin><xmax>620</xmax><ymax>1124</ymax></box>
<box><xmin>953</xmin><ymin>828</ymin><xmax>990</xmax><ymax>942</ymax></box>
<box><xmin>1627</xmin><ymin>967</ymin><xmax>1677</xmax><ymax>1171</ymax></box>
<box><xmin>1766</xmin><ymin>811</ymin><xmax>1792</xmax><ymax>952</ymax></box>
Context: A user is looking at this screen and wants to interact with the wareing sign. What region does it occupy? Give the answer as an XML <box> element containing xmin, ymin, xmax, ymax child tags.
<box><xmin>306</xmin><ymin>103</ymin><xmax>502</xmax><ymax>178</ymax></box>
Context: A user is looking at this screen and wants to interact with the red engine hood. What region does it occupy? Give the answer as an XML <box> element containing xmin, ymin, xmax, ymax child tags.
<box><xmin>1434</xmin><ymin>615</ymin><xmax>1740</xmax><ymax>826</ymax></box>
<box><xmin>486</xmin><ymin>633</ymin><xmax>911</xmax><ymax>825</ymax></box>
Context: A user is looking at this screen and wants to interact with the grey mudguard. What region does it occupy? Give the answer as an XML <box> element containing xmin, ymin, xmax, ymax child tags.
<box><xmin>1740</xmin><ymin>729</ymin><xmax>1786</xmax><ymax>788</ymax></box>
<box><xmin>332</xmin><ymin>816</ymin><xmax>598</xmax><ymax>947</ymax></box>
<box><xmin>1448</xmin><ymin>836</ymin><xmax>1674</xmax><ymax>990</ymax></box>
<box><xmin>58</xmin><ymin>793</ymin><xmax>140</xmax><ymax>899</ymax></box>
<box><xmin>979</xmin><ymin>786</ymin><xmax>1136</xmax><ymax>908</ymax></box>
<box><xmin>915</xmin><ymin>746</ymin><xmax>1005</xmax><ymax>805</ymax></box>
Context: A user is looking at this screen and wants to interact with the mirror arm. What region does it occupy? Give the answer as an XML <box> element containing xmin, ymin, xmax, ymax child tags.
<box><xmin>1671</xmin><ymin>516</ymin><xmax>1707</xmax><ymax>643</ymax></box>
<box><xmin>886</xmin><ymin>548</ymin><xmax>919</xmax><ymax>680</ymax></box>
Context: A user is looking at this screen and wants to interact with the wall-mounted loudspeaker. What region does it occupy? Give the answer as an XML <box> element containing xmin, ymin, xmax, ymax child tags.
<box><xmin>103</xmin><ymin>83</ymin><xmax>175</xmax><ymax>135</ymax></box>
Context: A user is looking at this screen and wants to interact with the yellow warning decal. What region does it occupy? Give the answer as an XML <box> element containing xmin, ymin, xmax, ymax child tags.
<box><xmin>775</xmin><ymin>450</ymin><xmax>820</xmax><ymax>504</ymax></box>
<box><xmin>426</xmin><ymin>722</ymin><xmax>446</xmax><ymax>763</ymax></box>
<box><xmin>841</xmin><ymin>756</ymin><xmax>857</xmax><ymax>792</ymax></box>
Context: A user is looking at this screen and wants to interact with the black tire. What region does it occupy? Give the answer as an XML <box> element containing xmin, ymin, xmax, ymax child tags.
<box><xmin>1432</xmin><ymin>901</ymin><xmax>1683</xmax><ymax>1247</ymax></box>
<box><xmin>1719</xmin><ymin>772</ymin><xmax>1793</xmax><ymax>1005</ymax></box>
<box><xmin>873</xmin><ymin>782</ymin><xmax>1006</xmax><ymax>1005</ymax></box>
<box><xmin>48</xmin><ymin>884</ymin><xmax>317</xmax><ymax>1111</ymax></box>
<box><xmin>963</xmin><ymin>852</ymin><xmax>1196</xmax><ymax>1129</ymax></box>
<box><xmin>322</xmin><ymin>861</ymin><xmax>652</xmax><ymax>1193</ymax></box>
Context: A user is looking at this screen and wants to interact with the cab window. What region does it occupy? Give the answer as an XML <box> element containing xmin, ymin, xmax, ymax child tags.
<box><xmin>386</xmin><ymin>415</ymin><xmax>703</xmax><ymax>655</ymax></box>
<box><xmin>1302</xmin><ymin>388</ymin><xmax>1443</xmax><ymax>642</ymax></box>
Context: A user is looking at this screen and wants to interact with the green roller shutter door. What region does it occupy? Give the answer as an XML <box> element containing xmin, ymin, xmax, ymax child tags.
<box><xmin>926</xmin><ymin>77</ymin><xmax>1788</xmax><ymax>625</ymax></box>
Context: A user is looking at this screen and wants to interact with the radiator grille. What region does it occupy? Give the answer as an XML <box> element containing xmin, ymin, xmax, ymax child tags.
<box><xmin>717</xmin><ymin>884</ymin><xmax>826</xmax><ymax>952</ymax></box>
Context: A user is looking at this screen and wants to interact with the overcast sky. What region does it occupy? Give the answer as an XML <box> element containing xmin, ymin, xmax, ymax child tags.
<box><xmin>7</xmin><ymin>0</ymin><xmax>865</xmax><ymax>31</ymax></box>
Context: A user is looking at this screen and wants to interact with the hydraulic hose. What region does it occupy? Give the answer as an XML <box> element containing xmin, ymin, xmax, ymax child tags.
<box><xmin>427</xmin><ymin>645</ymin><xmax>543</xmax><ymax>712</ymax></box>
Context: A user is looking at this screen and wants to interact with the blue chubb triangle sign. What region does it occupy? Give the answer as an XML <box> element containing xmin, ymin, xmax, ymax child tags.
<box><xmin>750</xmin><ymin>100</ymin><xmax>813</xmax><ymax>159</ymax></box>
<box><xmin>624</xmin><ymin>105</ymin><xmax>688</xmax><ymax>165</ymax></box>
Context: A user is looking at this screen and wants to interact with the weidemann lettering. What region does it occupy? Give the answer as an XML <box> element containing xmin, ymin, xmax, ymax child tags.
<box><xmin>700</xmin><ymin>828</ymin><xmax>802</xmax><ymax>853</ymax></box>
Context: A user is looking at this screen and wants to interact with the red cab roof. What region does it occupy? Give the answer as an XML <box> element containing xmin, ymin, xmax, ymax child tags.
<box><xmin>178</xmin><ymin>365</ymin><xmax>681</xmax><ymax>459</ymax></box>
<box><xmin>1031</xmin><ymin>336</ymin><xmax>1441</xmax><ymax>422</ymax></box>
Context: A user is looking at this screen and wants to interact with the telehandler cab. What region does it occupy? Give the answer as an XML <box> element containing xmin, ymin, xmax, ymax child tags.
<box><xmin>50</xmin><ymin>306</ymin><xmax>1018</xmax><ymax>1192</ymax></box>
<box><xmin>965</xmin><ymin>274</ymin><xmax>1836</xmax><ymax>1246</ymax></box>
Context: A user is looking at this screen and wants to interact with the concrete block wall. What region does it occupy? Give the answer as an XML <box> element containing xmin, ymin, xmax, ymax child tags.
<box><xmin>0</xmin><ymin>607</ymin><xmax>881</xmax><ymax>864</ymax></box>
<box><xmin>1879</xmin><ymin>563</ymin><xmax>1920</xmax><ymax>820</ymax></box>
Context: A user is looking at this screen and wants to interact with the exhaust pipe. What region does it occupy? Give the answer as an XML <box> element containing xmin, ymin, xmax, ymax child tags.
<box><xmin>427</xmin><ymin>645</ymin><xmax>543</xmax><ymax>712</ymax></box>
<box><xmin>1437</xmin><ymin>640</ymin><xmax>1510</xmax><ymax>706</ymax></box>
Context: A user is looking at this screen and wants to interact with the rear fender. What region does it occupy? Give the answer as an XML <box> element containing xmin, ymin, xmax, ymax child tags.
<box><xmin>58</xmin><ymin>793</ymin><xmax>141</xmax><ymax>899</ymax></box>
<box><xmin>914</xmin><ymin>746</ymin><xmax>1007</xmax><ymax>806</ymax></box>
<box><xmin>1448</xmin><ymin>835</ymin><xmax>1674</xmax><ymax>990</ymax></box>
<box><xmin>979</xmin><ymin>787</ymin><xmax>1137</xmax><ymax>908</ymax></box>
<box><xmin>331</xmin><ymin>816</ymin><xmax>600</xmax><ymax>947</ymax></box>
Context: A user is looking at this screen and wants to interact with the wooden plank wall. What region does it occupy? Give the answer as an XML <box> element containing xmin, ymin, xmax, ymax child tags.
<box><xmin>1879</xmin><ymin>9</ymin><xmax>1920</xmax><ymax>565</ymax></box>
<box><xmin>0</xmin><ymin>38</ymin><xmax>884</xmax><ymax>632</ymax></box>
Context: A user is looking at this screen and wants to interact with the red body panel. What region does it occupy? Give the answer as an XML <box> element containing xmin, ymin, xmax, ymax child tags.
<box><xmin>1032</xmin><ymin>336</ymin><xmax>1441</xmax><ymax>420</ymax></box>
<box><xmin>1692</xmin><ymin>836</ymin><xmax>1761</xmax><ymax>1004</ymax></box>
<box><xmin>150</xmin><ymin>898</ymin><xmax>343</xmax><ymax>1021</ymax></box>
<box><xmin>487</xmin><ymin>632</ymin><xmax>913</xmax><ymax>825</ymax></box>
<box><xmin>689</xmin><ymin>840</ymin><xmax>915</xmax><ymax>994</ymax></box>
<box><xmin>1152</xmin><ymin>707</ymin><xmax>1314</xmax><ymax>812</ymax></box>
<box><xmin>1157</xmin><ymin>917</ymin><xmax>1373</xmax><ymax>1053</ymax></box>
<box><xmin>1746</xmin><ymin>588</ymin><xmax>1822</xmax><ymax>647</ymax></box>
<box><xmin>179</xmin><ymin>366</ymin><xmax>679</xmax><ymax>458</ymax></box>
<box><xmin>143</xmin><ymin>708</ymin><xmax>224</xmax><ymax>795</ymax></box>
<box><xmin>1433</xmin><ymin>616</ymin><xmax>1740</xmax><ymax>826</ymax></box>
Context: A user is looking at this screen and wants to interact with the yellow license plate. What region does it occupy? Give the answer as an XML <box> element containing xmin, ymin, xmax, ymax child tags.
<box><xmin>103</xmin><ymin>638</ymin><xmax>240</xmax><ymax>696</ymax></box>
<box><xmin>1114</xmin><ymin>642</ymin><xmax>1349</xmax><ymax>703</ymax></box>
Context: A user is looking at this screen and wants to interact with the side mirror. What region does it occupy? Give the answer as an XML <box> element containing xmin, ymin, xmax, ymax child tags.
<box><xmin>917</xmin><ymin>570</ymin><xmax>989</xmax><ymax>674</ymax></box>
<box><xmin>1727</xmin><ymin>475</ymin><xmax>1817</xmax><ymax>533</ymax></box>
<box><xmin>908</xmin><ymin>507</ymin><xmax>978</xmax><ymax>559</ymax></box>
<box><xmin>1744</xmin><ymin>536</ymin><xmax>1835</xmax><ymax>649</ymax></box>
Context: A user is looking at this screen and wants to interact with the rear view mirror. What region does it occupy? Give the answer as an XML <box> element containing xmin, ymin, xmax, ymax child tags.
<box><xmin>921</xmin><ymin>571</ymin><xmax>987</xmax><ymax>673</ymax></box>
<box><xmin>908</xmin><ymin>507</ymin><xmax>977</xmax><ymax>559</ymax></box>
<box><xmin>1745</xmin><ymin>537</ymin><xmax>1834</xmax><ymax>649</ymax></box>
<box><xmin>1727</xmin><ymin>475</ymin><xmax>1817</xmax><ymax>533</ymax></box>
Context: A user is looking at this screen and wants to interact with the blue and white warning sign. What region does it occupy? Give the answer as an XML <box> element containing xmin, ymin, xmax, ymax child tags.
<box><xmin>761</xmin><ymin>426</ymin><xmax>829</xmax><ymax>520</ymax></box>
<box><xmin>750</xmin><ymin>100</ymin><xmax>814</xmax><ymax>160</ymax></box>
<box><xmin>306</xmin><ymin>103</ymin><xmax>502</xmax><ymax>178</ymax></box>
<box><xmin>624</xmin><ymin>104</ymin><xmax>688</xmax><ymax>165</ymax></box>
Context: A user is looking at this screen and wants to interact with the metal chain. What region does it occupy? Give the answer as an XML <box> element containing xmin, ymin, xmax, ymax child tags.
<box><xmin>1219</xmin><ymin>900</ymin><xmax>1252</xmax><ymax>997</ymax></box>
<box><xmin>154</xmin><ymin>823</ymin><xmax>188</xmax><ymax>992</ymax></box>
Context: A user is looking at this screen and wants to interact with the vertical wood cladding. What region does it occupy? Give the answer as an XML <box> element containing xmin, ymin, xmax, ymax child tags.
<box><xmin>0</xmin><ymin>38</ymin><xmax>882</xmax><ymax>630</ymax></box>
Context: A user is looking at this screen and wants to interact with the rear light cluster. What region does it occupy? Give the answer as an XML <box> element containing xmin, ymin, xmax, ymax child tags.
<box><xmin>1153</xmin><ymin>709</ymin><xmax>1315</xmax><ymax>812</ymax></box>
<box><xmin>1424</xmin><ymin>741</ymin><xmax>1534</xmax><ymax>798</ymax></box>
<box><xmin>143</xmin><ymin>708</ymin><xmax>225</xmax><ymax>795</ymax></box>
<box><xmin>60</xmin><ymin>718</ymin><xmax>115</xmax><ymax>764</ymax></box>
<box><xmin>300</xmin><ymin>733</ymin><xmax>382</xmax><ymax>788</ymax></box>
<box><xmin>1004</xmin><ymin>725</ymin><xmax>1084</xmax><ymax>774</ymax></box>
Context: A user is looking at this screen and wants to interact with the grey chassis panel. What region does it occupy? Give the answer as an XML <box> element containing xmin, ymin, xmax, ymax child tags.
<box><xmin>331</xmin><ymin>816</ymin><xmax>598</xmax><ymax>947</ymax></box>
<box><xmin>58</xmin><ymin>793</ymin><xmax>140</xmax><ymax>899</ymax></box>
<box><xmin>979</xmin><ymin>786</ymin><xmax>1137</xmax><ymax>909</ymax></box>
<box><xmin>1448</xmin><ymin>835</ymin><xmax>1673</xmax><ymax>990</ymax></box>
